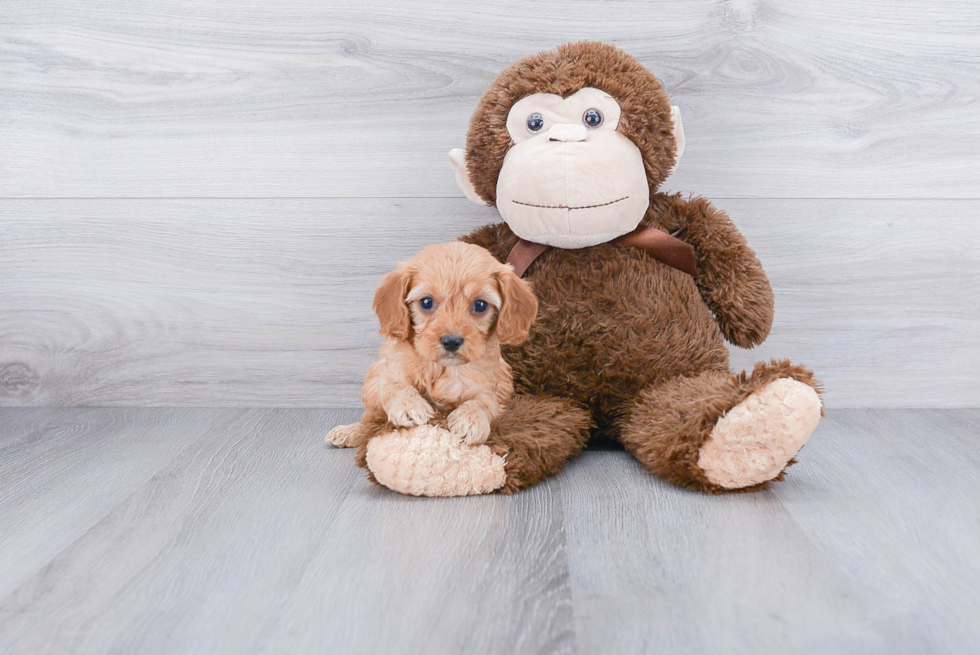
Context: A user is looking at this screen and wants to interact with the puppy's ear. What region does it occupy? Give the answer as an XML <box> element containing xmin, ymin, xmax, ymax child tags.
<box><xmin>373</xmin><ymin>265</ymin><xmax>413</xmax><ymax>340</ymax></box>
<box><xmin>495</xmin><ymin>265</ymin><xmax>538</xmax><ymax>345</ymax></box>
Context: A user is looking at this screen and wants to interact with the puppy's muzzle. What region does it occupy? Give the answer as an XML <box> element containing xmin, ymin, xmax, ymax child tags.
<box><xmin>440</xmin><ymin>334</ymin><xmax>464</xmax><ymax>354</ymax></box>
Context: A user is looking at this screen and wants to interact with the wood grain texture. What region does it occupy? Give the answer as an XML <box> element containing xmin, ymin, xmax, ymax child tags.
<box><xmin>0</xmin><ymin>407</ymin><xmax>573</xmax><ymax>655</ymax></box>
<box><xmin>0</xmin><ymin>407</ymin><xmax>247</xmax><ymax>598</ymax></box>
<box><xmin>1</xmin><ymin>198</ymin><xmax>977</xmax><ymax>408</ymax></box>
<box><xmin>559</xmin><ymin>409</ymin><xmax>980</xmax><ymax>654</ymax></box>
<box><xmin>772</xmin><ymin>410</ymin><xmax>980</xmax><ymax>654</ymax></box>
<box><xmin>1</xmin><ymin>1</ymin><xmax>979</xmax><ymax>198</ymax></box>
<box><xmin>1</xmin><ymin>408</ymin><xmax>979</xmax><ymax>653</ymax></box>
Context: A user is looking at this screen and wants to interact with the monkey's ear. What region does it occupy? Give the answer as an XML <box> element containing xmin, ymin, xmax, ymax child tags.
<box><xmin>373</xmin><ymin>265</ymin><xmax>413</xmax><ymax>340</ymax></box>
<box><xmin>449</xmin><ymin>149</ymin><xmax>489</xmax><ymax>206</ymax></box>
<box><xmin>669</xmin><ymin>106</ymin><xmax>685</xmax><ymax>175</ymax></box>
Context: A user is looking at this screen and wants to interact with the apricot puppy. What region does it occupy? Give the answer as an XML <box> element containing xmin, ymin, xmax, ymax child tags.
<box><xmin>326</xmin><ymin>241</ymin><xmax>538</xmax><ymax>448</ymax></box>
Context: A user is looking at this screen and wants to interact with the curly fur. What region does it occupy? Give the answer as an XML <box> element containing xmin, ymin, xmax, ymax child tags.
<box><xmin>329</xmin><ymin>242</ymin><xmax>537</xmax><ymax>461</ymax></box>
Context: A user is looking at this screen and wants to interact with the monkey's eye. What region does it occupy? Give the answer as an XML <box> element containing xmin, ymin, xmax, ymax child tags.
<box><xmin>473</xmin><ymin>299</ymin><xmax>489</xmax><ymax>314</ymax></box>
<box><xmin>419</xmin><ymin>297</ymin><xmax>434</xmax><ymax>311</ymax></box>
<box><xmin>526</xmin><ymin>113</ymin><xmax>545</xmax><ymax>133</ymax></box>
<box><xmin>583</xmin><ymin>108</ymin><xmax>603</xmax><ymax>129</ymax></box>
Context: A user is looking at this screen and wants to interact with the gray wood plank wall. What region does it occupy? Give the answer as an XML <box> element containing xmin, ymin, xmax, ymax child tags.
<box><xmin>1</xmin><ymin>1</ymin><xmax>978</xmax><ymax>408</ymax></box>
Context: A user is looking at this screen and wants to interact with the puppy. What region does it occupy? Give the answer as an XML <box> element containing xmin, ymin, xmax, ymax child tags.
<box><xmin>326</xmin><ymin>241</ymin><xmax>538</xmax><ymax>449</ymax></box>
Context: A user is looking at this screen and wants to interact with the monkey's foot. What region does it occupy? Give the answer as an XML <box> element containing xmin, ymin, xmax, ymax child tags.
<box><xmin>365</xmin><ymin>425</ymin><xmax>507</xmax><ymax>497</ymax></box>
<box><xmin>697</xmin><ymin>378</ymin><xmax>822</xmax><ymax>489</ymax></box>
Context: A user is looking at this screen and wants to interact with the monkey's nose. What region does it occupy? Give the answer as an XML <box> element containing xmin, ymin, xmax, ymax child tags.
<box><xmin>440</xmin><ymin>334</ymin><xmax>464</xmax><ymax>353</ymax></box>
<box><xmin>547</xmin><ymin>124</ymin><xmax>588</xmax><ymax>142</ymax></box>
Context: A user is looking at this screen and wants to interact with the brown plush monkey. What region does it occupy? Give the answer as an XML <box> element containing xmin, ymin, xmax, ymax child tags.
<box><xmin>345</xmin><ymin>42</ymin><xmax>823</xmax><ymax>496</ymax></box>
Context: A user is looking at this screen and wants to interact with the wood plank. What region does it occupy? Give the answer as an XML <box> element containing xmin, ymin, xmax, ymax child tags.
<box><xmin>559</xmin><ymin>452</ymin><xmax>891</xmax><ymax>654</ymax></box>
<box><xmin>0</xmin><ymin>198</ymin><xmax>485</xmax><ymax>407</ymax></box>
<box><xmin>1</xmin><ymin>198</ymin><xmax>976</xmax><ymax>408</ymax></box>
<box><xmin>251</xmin><ymin>457</ymin><xmax>572</xmax><ymax>655</ymax></box>
<box><xmin>1</xmin><ymin>1</ymin><xmax>978</xmax><ymax>198</ymax></box>
<box><xmin>0</xmin><ymin>408</ymin><xmax>573</xmax><ymax>655</ymax></box>
<box><xmin>772</xmin><ymin>409</ymin><xmax>980</xmax><ymax>654</ymax></box>
<box><xmin>2</xmin><ymin>408</ymin><xmax>978</xmax><ymax>653</ymax></box>
<box><xmin>0</xmin><ymin>407</ymin><xmax>247</xmax><ymax>599</ymax></box>
<box><xmin>559</xmin><ymin>409</ymin><xmax>980</xmax><ymax>654</ymax></box>
<box><xmin>726</xmin><ymin>198</ymin><xmax>980</xmax><ymax>408</ymax></box>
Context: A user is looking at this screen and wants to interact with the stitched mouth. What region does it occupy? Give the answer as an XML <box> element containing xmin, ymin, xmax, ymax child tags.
<box><xmin>511</xmin><ymin>196</ymin><xmax>629</xmax><ymax>211</ymax></box>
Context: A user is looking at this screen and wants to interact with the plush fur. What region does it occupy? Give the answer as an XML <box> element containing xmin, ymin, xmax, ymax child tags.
<box><xmin>459</xmin><ymin>199</ymin><xmax>822</xmax><ymax>493</ymax></box>
<box><xmin>697</xmin><ymin>378</ymin><xmax>822</xmax><ymax>489</ymax></box>
<box><xmin>461</xmin><ymin>42</ymin><xmax>821</xmax><ymax>494</ymax></box>
<box><xmin>487</xmin><ymin>394</ymin><xmax>592</xmax><ymax>494</ymax></box>
<box><xmin>465</xmin><ymin>41</ymin><xmax>677</xmax><ymax>206</ymax></box>
<box><xmin>462</xmin><ymin>191</ymin><xmax>780</xmax><ymax>421</ymax></box>
<box><xmin>619</xmin><ymin>359</ymin><xmax>823</xmax><ymax>493</ymax></box>
<box><xmin>365</xmin><ymin>424</ymin><xmax>508</xmax><ymax>497</ymax></box>
<box><xmin>352</xmin><ymin>41</ymin><xmax>823</xmax><ymax>495</ymax></box>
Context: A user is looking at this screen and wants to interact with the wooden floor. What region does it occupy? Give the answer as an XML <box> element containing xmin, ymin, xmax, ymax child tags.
<box><xmin>0</xmin><ymin>408</ymin><xmax>977</xmax><ymax>654</ymax></box>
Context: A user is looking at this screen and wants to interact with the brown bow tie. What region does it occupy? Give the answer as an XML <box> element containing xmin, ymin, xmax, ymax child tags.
<box><xmin>505</xmin><ymin>226</ymin><xmax>698</xmax><ymax>278</ymax></box>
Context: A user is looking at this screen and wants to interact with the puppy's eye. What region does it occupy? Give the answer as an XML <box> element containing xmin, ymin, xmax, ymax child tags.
<box><xmin>473</xmin><ymin>299</ymin><xmax>489</xmax><ymax>314</ymax></box>
<box><xmin>583</xmin><ymin>108</ymin><xmax>603</xmax><ymax>129</ymax></box>
<box><xmin>527</xmin><ymin>113</ymin><xmax>545</xmax><ymax>133</ymax></box>
<box><xmin>419</xmin><ymin>297</ymin><xmax>434</xmax><ymax>311</ymax></box>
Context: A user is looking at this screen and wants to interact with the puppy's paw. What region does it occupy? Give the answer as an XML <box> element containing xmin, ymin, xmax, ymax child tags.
<box><xmin>326</xmin><ymin>422</ymin><xmax>361</xmax><ymax>448</ymax></box>
<box><xmin>448</xmin><ymin>404</ymin><xmax>492</xmax><ymax>446</ymax></box>
<box><xmin>387</xmin><ymin>390</ymin><xmax>434</xmax><ymax>428</ymax></box>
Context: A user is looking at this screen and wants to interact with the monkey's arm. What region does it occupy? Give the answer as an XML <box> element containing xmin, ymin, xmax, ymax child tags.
<box><xmin>650</xmin><ymin>194</ymin><xmax>774</xmax><ymax>348</ymax></box>
<box><xmin>462</xmin><ymin>200</ymin><xmax>773</xmax><ymax>347</ymax></box>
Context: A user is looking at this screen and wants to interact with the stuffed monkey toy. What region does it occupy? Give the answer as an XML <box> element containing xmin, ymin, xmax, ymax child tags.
<box><xmin>335</xmin><ymin>41</ymin><xmax>823</xmax><ymax>496</ymax></box>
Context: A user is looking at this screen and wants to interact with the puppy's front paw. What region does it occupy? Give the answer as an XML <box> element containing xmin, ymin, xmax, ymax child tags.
<box><xmin>387</xmin><ymin>390</ymin><xmax>434</xmax><ymax>428</ymax></box>
<box><xmin>448</xmin><ymin>404</ymin><xmax>492</xmax><ymax>445</ymax></box>
<box><xmin>325</xmin><ymin>422</ymin><xmax>360</xmax><ymax>448</ymax></box>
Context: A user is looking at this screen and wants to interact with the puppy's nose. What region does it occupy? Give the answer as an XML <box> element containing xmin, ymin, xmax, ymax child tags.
<box><xmin>547</xmin><ymin>123</ymin><xmax>587</xmax><ymax>142</ymax></box>
<box><xmin>440</xmin><ymin>334</ymin><xmax>464</xmax><ymax>353</ymax></box>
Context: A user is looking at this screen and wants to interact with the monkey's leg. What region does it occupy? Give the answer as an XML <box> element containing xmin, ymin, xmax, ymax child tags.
<box><xmin>361</xmin><ymin>395</ymin><xmax>590</xmax><ymax>496</ymax></box>
<box><xmin>489</xmin><ymin>394</ymin><xmax>591</xmax><ymax>494</ymax></box>
<box><xmin>619</xmin><ymin>360</ymin><xmax>822</xmax><ymax>493</ymax></box>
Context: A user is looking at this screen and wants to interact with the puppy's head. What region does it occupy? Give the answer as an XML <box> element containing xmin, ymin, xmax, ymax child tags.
<box><xmin>373</xmin><ymin>242</ymin><xmax>538</xmax><ymax>365</ymax></box>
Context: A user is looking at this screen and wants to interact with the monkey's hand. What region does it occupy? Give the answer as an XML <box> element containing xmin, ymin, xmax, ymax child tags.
<box><xmin>654</xmin><ymin>194</ymin><xmax>774</xmax><ymax>348</ymax></box>
<box><xmin>448</xmin><ymin>401</ymin><xmax>493</xmax><ymax>446</ymax></box>
<box><xmin>386</xmin><ymin>388</ymin><xmax>434</xmax><ymax>428</ymax></box>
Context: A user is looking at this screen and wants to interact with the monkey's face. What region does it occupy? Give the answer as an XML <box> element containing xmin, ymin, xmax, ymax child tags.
<box><xmin>494</xmin><ymin>88</ymin><xmax>651</xmax><ymax>249</ymax></box>
<box><xmin>450</xmin><ymin>42</ymin><xmax>686</xmax><ymax>250</ymax></box>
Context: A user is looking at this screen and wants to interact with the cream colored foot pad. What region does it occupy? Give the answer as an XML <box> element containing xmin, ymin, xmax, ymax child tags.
<box><xmin>698</xmin><ymin>379</ymin><xmax>822</xmax><ymax>489</ymax></box>
<box><xmin>366</xmin><ymin>425</ymin><xmax>507</xmax><ymax>497</ymax></box>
